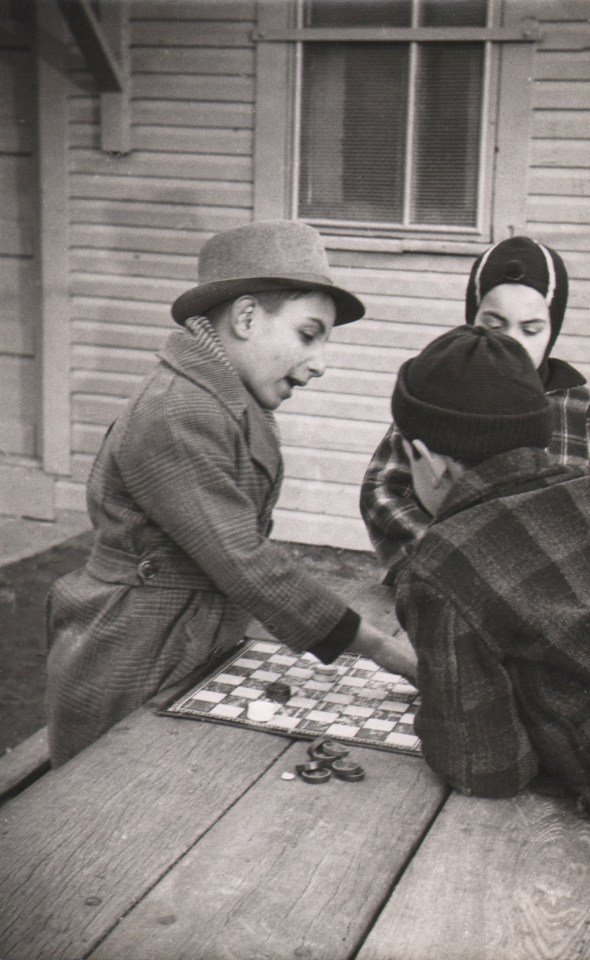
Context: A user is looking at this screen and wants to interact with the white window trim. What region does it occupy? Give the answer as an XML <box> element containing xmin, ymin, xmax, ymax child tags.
<box><xmin>253</xmin><ymin>0</ymin><xmax>537</xmax><ymax>253</ymax></box>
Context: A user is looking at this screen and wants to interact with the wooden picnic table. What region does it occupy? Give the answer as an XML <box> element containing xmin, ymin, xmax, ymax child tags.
<box><xmin>1</xmin><ymin>581</ymin><xmax>589</xmax><ymax>960</ymax></box>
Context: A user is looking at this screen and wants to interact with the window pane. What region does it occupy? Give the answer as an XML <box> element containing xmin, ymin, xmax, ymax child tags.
<box><xmin>299</xmin><ymin>43</ymin><xmax>409</xmax><ymax>223</ymax></box>
<box><xmin>420</xmin><ymin>0</ymin><xmax>487</xmax><ymax>27</ymax></box>
<box><xmin>411</xmin><ymin>43</ymin><xmax>483</xmax><ymax>225</ymax></box>
<box><xmin>305</xmin><ymin>0</ymin><xmax>411</xmax><ymax>27</ymax></box>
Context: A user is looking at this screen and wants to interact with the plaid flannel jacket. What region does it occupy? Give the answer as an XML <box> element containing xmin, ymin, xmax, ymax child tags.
<box><xmin>395</xmin><ymin>449</ymin><xmax>590</xmax><ymax>801</ymax></box>
<box><xmin>361</xmin><ymin>380</ymin><xmax>590</xmax><ymax>580</ymax></box>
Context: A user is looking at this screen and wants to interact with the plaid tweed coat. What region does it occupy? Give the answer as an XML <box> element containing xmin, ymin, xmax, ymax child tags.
<box><xmin>46</xmin><ymin>319</ymin><xmax>353</xmax><ymax>766</ymax></box>
<box><xmin>395</xmin><ymin>448</ymin><xmax>590</xmax><ymax>802</ymax></box>
<box><xmin>361</xmin><ymin>358</ymin><xmax>590</xmax><ymax>581</ymax></box>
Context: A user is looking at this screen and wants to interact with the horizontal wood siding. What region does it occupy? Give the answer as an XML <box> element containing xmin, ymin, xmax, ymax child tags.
<box><xmin>64</xmin><ymin>0</ymin><xmax>257</xmax><ymax>515</ymax></box>
<box><xmin>526</xmin><ymin>0</ymin><xmax>590</xmax><ymax>437</ymax></box>
<box><xmin>62</xmin><ymin>2</ymin><xmax>590</xmax><ymax>552</ymax></box>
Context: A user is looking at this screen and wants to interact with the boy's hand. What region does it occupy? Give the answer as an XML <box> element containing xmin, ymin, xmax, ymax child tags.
<box><xmin>349</xmin><ymin>619</ymin><xmax>417</xmax><ymax>684</ymax></box>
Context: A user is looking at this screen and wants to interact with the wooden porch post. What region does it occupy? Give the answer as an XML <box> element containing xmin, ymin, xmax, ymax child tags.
<box><xmin>36</xmin><ymin>0</ymin><xmax>71</xmax><ymax>476</ymax></box>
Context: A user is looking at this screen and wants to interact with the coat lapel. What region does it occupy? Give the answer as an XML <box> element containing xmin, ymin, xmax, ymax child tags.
<box><xmin>159</xmin><ymin>324</ymin><xmax>282</xmax><ymax>484</ymax></box>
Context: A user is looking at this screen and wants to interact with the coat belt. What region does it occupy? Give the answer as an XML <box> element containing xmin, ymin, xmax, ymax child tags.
<box><xmin>87</xmin><ymin>541</ymin><xmax>216</xmax><ymax>591</ymax></box>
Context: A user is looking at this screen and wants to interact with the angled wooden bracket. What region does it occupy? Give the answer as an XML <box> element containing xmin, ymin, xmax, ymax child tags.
<box><xmin>56</xmin><ymin>0</ymin><xmax>130</xmax><ymax>153</ymax></box>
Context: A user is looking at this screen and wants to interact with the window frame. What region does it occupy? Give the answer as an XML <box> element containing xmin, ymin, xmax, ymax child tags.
<box><xmin>253</xmin><ymin>0</ymin><xmax>539</xmax><ymax>254</ymax></box>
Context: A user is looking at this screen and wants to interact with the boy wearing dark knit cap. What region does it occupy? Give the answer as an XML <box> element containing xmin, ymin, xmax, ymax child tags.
<box><xmin>362</xmin><ymin>236</ymin><xmax>590</xmax><ymax>584</ymax></box>
<box><xmin>393</xmin><ymin>325</ymin><xmax>590</xmax><ymax>806</ymax></box>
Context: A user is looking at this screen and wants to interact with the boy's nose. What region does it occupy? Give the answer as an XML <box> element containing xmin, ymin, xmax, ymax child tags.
<box><xmin>308</xmin><ymin>344</ymin><xmax>327</xmax><ymax>378</ymax></box>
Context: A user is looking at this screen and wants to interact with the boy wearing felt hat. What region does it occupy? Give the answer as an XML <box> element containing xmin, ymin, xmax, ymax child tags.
<box><xmin>393</xmin><ymin>325</ymin><xmax>590</xmax><ymax>807</ymax></box>
<box><xmin>361</xmin><ymin>236</ymin><xmax>590</xmax><ymax>585</ymax></box>
<box><xmin>45</xmin><ymin>220</ymin><xmax>416</xmax><ymax>767</ymax></box>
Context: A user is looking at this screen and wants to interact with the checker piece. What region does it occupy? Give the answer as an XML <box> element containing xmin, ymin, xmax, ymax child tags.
<box><xmin>264</xmin><ymin>680</ymin><xmax>292</xmax><ymax>703</ymax></box>
<box><xmin>332</xmin><ymin>759</ymin><xmax>365</xmax><ymax>782</ymax></box>
<box><xmin>308</xmin><ymin>737</ymin><xmax>349</xmax><ymax>763</ymax></box>
<box><xmin>296</xmin><ymin>760</ymin><xmax>332</xmax><ymax>784</ymax></box>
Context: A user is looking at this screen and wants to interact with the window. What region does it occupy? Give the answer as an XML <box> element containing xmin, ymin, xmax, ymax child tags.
<box><xmin>254</xmin><ymin>0</ymin><xmax>537</xmax><ymax>248</ymax></box>
<box><xmin>298</xmin><ymin>0</ymin><xmax>487</xmax><ymax>232</ymax></box>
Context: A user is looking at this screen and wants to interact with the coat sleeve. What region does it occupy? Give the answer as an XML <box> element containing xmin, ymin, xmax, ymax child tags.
<box><xmin>115</xmin><ymin>380</ymin><xmax>351</xmax><ymax>654</ymax></box>
<box><xmin>360</xmin><ymin>423</ymin><xmax>431</xmax><ymax>580</ymax></box>
<box><xmin>395</xmin><ymin>570</ymin><xmax>539</xmax><ymax>797</ymax></box>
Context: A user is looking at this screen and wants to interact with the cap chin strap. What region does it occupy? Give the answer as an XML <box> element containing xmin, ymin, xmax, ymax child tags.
<box><xmin>473</xmin><ymin>241</ymin><xmax>499</xmax><ymax>308</ymax></box>
<box><xmin>537</xmin><ymin>242</ymin><xmax>556</xmax><ymax>307</ymax></box>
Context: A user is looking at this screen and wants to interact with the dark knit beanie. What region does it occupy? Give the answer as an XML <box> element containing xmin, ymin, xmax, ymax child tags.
<box><xmin>465</xmin><ymin>236</ymin><xmax>568</xmax><ymax>361</ymax></box>
<box><xmin>392</xmin><ymin>326</ymin><xmax>552</xmax><ymax>462</ymax></box>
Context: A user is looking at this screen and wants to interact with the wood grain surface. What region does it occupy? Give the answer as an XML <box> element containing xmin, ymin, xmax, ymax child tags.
<box><xmin>0</xmin><ymin>712</ymin><xmax>290</xmax><ymax>960</ymax></box>
<box><xmin>89</xmin><ymin>747</ymin><xmax>444</xmax><ymax>960</ymax></box>
<box><xmin>356</xmin><ymin>789</ymin><xmax>590</xmax><ymax>960</ymax></box>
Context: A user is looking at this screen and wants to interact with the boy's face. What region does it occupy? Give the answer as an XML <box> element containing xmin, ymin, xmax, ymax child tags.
<box><xmin>402</xmin><ymin>438</ymin><xmax>460</xmax><ymax>518</ymax></box>
<box><xmin>473</xmin><ymin>284</ymin><xmax>551</xmax><ymax>369</ymax></box>
<box><xmin>238</xmin><ymin>292</ymin><xmax>337</xmax><ymax>410</ymax></box>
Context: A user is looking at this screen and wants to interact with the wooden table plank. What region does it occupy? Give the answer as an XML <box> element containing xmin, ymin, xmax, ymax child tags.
<box><xmin>89</xmin><ymin>746</ymin><xmax>446</xmax><ymax>960</ymax></box>
<box><xmin>356</xmin><ymin>789</ymin><xmax>590</xmax><ymax>960</ymax></box>
<box><xmin>0</xmin><ymin>709</ymin><xmax>291</xmax><ymax>960</ymax></box>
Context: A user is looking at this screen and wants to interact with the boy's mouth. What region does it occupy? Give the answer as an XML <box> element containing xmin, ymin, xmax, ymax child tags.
<box><xmin>286</xmin><ymin>376</ymin><xmax>306</xmax><ymax>390</ymax></box>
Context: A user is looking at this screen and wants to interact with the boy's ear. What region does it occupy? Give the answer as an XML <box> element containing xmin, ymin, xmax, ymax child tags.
<box><xmin>408</xmin><ymin>439</ymin><xmax>449</xmax><ymax>488</ymax></box>
<box><xmin>229</xmin><ymin>296</ymin><xmax>256</xmax><ymax>339</ymax></box>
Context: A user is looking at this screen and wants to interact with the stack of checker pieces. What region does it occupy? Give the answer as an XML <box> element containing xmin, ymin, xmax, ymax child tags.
<box><xmin>296</xmin><ymin>736</ymin><xmax>366</xmax><ymax>784</ymax></box>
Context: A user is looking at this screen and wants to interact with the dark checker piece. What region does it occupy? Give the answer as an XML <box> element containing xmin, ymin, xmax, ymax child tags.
<box><xmin>296</xmin><ymin>760</ymin><xmax>332</xmax><ymax>784</ymax></box>
<box><xmin>264</xmin><ymin>680</ymin><xmax>291</xmax><ymax>703</ymax></box>
<box><xmin>308</xmin><ymin>737</ymin><xmax>349</xmax><ymax>760</ymax></box>
<box><xmin>332</xmin><ymin>759</ymin><xmax>365</xmax><ymax>782</ymax></box>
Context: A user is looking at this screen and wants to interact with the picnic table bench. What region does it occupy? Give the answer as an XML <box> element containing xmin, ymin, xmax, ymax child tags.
<box><xmin>1</xmin><ymin>581</ymin><xmax>589</xmax><ymax>960</ymax></box>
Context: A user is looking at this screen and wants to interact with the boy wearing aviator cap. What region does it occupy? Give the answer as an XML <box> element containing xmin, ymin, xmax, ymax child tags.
<box><xmin>45</xmin><ymin>220</ymin><xmax>416</xmax><ymax>766</ymax></box>
<box><xmin>361</xmin><ymin>236</ymin><xmax>590</xmax><ymax>584</ymax></box>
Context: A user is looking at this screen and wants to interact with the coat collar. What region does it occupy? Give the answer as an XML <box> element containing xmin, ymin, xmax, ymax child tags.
<box><xmin>437</xmin><ymin>448</ymin><xmax>584</xmax><ymax>522</ymax></box>
<box><xmin>158</xmin><ymin>319</ymin><xmax>281</xmax><ymax>482</ymax></box>
<box><xmin>541</xmin><ymin>357</ymin><xmax>587</xmax><ymax>392</ymax></box>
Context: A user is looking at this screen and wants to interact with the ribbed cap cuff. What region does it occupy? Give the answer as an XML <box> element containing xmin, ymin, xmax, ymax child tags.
<box><xmin>392</xmin><ymin>361</ymin><xmax>552</xmax><ymax>461</ymax></box>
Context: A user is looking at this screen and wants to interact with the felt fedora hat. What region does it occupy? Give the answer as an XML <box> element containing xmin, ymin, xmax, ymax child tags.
<box><xmin>171</xmin><ymin>219</ymin><xmax>365</xmax><ymax>326</ymax></box>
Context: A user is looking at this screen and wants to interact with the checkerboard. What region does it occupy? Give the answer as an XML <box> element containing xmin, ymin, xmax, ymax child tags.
<box><xmin>162</xmin><ymin>639</ymin><xmax>421</xmax><ymax>755</ymax></box>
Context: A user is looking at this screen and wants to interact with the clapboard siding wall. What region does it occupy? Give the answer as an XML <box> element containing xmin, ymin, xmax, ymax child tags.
<box><xmin>55</xmin><ymin>0</ymin><xmax>590</xmax><ymax>553</ymax></box>
<box><xmin>59</xmin><ymin>0</ymin><xmax>256</xmax><ymax>515</ymax></box>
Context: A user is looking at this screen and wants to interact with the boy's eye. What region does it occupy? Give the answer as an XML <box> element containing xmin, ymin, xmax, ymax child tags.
<box><xmin>522</xmin><ymin>322</ymin><xmax>545</xmax><ymax>336</ymax></box>
<box><xmin>481</xmin><ymin>316</ymin><xmax>504</xmax><ymax>330</ymax></box>
<box><xmin>300</xmin><ymin>331</ymin><xmax>316</xmax><ymax>344</ymax></box>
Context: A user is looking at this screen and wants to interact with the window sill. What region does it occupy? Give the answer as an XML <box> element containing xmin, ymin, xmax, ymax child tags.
<box><xmin>321</xmin><ymin>233</ymin><xmax>491</xmax><ymax>257</ymax></box>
